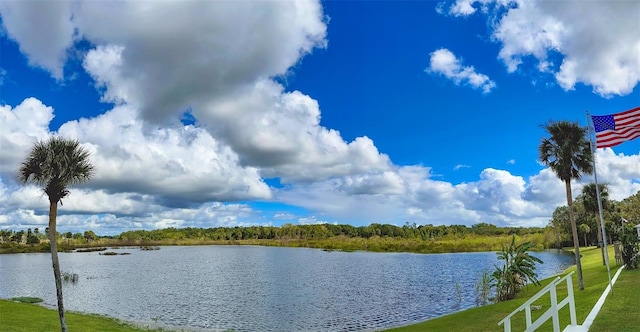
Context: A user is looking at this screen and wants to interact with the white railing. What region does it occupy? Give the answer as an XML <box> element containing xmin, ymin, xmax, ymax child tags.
<box><xmin>498</xmin><ymin>271</ymin><xmax>577</xmax><ymax>332</ymax></box>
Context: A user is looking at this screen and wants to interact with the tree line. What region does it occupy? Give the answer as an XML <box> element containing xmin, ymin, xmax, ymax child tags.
<box><xmin>547</xmin><ymin>188</ymin><xmax>640</xmax><ymax>249</ymax></box>
<box><xmin>114</xmin><ymin>222</ymin><xmax>544</xmax><ymax>243</ymax></box>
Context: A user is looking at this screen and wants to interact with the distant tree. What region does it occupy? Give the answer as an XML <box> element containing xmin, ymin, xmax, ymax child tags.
<box><xmin>18</xmin><ymin>137</ymin><xmax>94</xmax><ymax>332</ymax></box>
<box><xmin>27</xmin><ymin>228</ymin><xmax>40</xmax><ymax>245</ymax></box>
<box><xmin>582</xmin><ymin>183</ymin><xmax>609</xmax><ymax>265</ymax></box>
<box><xmin>579</xmin><ymin>223</ymin><xmax>591</xmax><ymax>247</ymax></box>
<box><xmin>619</xmin><ymin>223</ymin><xmax>640</xmax><ymax>269</ymax></box>
<box><xmin>84</xmin><ymin>230</ymin><xmax>97</xmax><ymax>243</ymax></box>
<box><xmin>619</xmin><ymin>190</ymin><xmax>640</xmax><ymax>224</ymax></box>
<box><xmin>539</xmin><ymin>120</ymin><xmax>593</xmax><ymax>291</ymax></box>
<box><xmin>11</xmin><ymin>230</ymin><xmax>25</xmax><ymax>243</ymax></box>
<box><xmin>0</xmin><ymin>230</ymin><xmax>12</xmax><ymax>243</ymax></box>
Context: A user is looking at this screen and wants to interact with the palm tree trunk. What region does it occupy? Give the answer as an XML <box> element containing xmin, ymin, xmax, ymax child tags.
<box><xmin>49</xmin><ymin>201</ymin><xmax>68</xmax><ymax>332</ymax></box>
<box><xmin>595</xmin><ymin>212</ymin><xmax>606</xmax><ymax>266</ymax></box>
<box><xmin>565</xmin><ymin>181</ymin><xmax>584</xmax><ymax>291</ymax></box>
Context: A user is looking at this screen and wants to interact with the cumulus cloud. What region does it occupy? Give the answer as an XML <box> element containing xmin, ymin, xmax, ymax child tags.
<box><xmin>0</xmin><ymin>97</ymin><xmax>274</xmax><ymax>236</ymax></box>
<box><xmin>58</xmin><ymin>105</ymin><xmax>271</xmax><ymax>205</ymax></box>
<box><xmin>0</xmin><ymin>98</ymin><xmax>54</xmax><ymax>173</ymax></box>
<box><xmin>589</xmin><ymin>149</ymin><xmax>640</xmax><ymax>200</ymax></box>
<box><xmin>0</xmin><ymin>1</ymin><xmax>394</xmax><ymax>184</ymax></box>
<box><xmin>1</xmin><ymin>0</ymin><xmax>327</xmax><ymax>120</ymax></box>
<box><xmin>427</xmin><ymin>48</ymin><xmax>497</xmax><ymax>93</ymax></box>
<box><xmin>0</xmin><ymin>1</ymin><xmax>74</xmax><ymax>79</ymax></box>
<box><xmin>278</xmin><ymin>156</ymin><xmax>640</xmax><ymax>229</ymax></box>
<box><xmin>1</xmin><ymin>1</ymin><xmax>639</xmax><ymax>234</ymax></box>
<box><xmin>197</xmin><ymin>79</ymin><xmax>393</xmax><ymax>182</ymax></box>
<box><xmin>441</xmin><ymin>0</ymin><xmax>640</xmax><ymax>96</ymax></box>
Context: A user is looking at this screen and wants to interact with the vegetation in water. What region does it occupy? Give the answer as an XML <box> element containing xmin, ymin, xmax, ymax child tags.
<box><xmin>76</xmin><ymin>247</ymin><xmax>108</xmax><ymax>253</ymax></box>
<box><xmin>62</xmin><ymin>272</ymin><xmax>79</xmax><ymax>284</ymax></box>
<box><xmin>474</xmin><ymin>269</ymin><xmax>492</xmax><ymax>306</ymax></box>
<box><xmin>10</xmin><ymin>297</ymin><xmax>43</xmax><ymax>304</ymax></box>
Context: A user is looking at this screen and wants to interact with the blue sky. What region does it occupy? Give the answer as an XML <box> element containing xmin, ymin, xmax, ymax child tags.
<box><xmin>1</xmin><ymin>0</ymin><xmax>639</xmax><ymax>235</ymax></box>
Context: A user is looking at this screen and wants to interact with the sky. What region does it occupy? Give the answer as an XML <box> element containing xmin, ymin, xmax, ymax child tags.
<box><xmin>0</xmin><ymin>0</ymin><xmax>639</xmax><ymax>236</ymax></box>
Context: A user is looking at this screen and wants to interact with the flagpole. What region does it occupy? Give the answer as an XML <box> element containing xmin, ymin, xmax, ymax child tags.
<box><xmin>586</xmin><ymin>110</ymin><xmax>613</xmax><ymax>293</ymax></box>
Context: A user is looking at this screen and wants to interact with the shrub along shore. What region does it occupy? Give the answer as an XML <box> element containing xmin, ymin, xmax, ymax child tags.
<box><xmin>1</xmin><ymin>223</ymin><xmax>550</xmax><ymax>254</ymax></box>
<box><xmin>1</xmin><ymin>246</ymin><xmax>637</xmax><ymax>332</ymax></box>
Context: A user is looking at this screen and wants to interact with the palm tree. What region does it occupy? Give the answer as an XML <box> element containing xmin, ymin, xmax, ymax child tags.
<box><xmin>539</xmin><ymin>121</ymin><xmax>593</xmax><ymax>290</ymax></box>
<box><xmin>579</xmin><ymin>223</ymin><xmax>591</xmax><ymax>247</ymax></box>
<box><xmin>18</xmin><ymin>137</ymin><xmax>94</xmax><ymax>332</ymax></box>
<box><xmin>582</xmin><ymin>183</ymin><xmax>609</xmax><ymax>265</ymax></box>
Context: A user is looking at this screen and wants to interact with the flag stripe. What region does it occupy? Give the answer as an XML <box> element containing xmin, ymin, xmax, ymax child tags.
<box><xmin>592</xmin><ymin>107</ymin><xmax>640</xmax><ymax>148</ymax></box>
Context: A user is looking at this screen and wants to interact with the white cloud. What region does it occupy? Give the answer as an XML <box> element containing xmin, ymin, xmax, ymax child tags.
<box><xmin>1</xmin><ymin>0</ymin><xmax>391</xmax><ymax>183</ymax></box>
<box><xmin>588</xmin><ymin>149</ymin><xmax>640</xmax><ymax>201</ymax></box>
<box><xmin>197</xmin><ymin>79</ymin><xmax>393</xmax><ymax>182</ymax></box>
<box><xmin>57</xmin><ymin>105</ymin><xmax>272</xmax><ymax>204</ymax></box>
<box><xmin>0</xmin><ymin>1</ymin><xmax>74</xmax><ymax>79</ymax></box>
<box><xmin>1</xmin><ymin>1</ymin><xmax>639</xmax><ymax>235</ymax></box>
<box><xmin>442</xmin><ymin>0</ymin><xmax>640</xmax><ymax>97</ymax></box>
<box><xmin>0</xmin><ymin>98</ymin><xmax>271</xmax><ymax>213</ymax></box>
<box><xmin>297</xmin><ymin>216</ymin><xmax>331</xmax><ymax>225</ymax></box>
<box><xmin>74</xmin><ymin>0</ymin><xmax>326</xmax><ymax>122</ymax></box>
<box><xmin>0</xmin><ymin>98</ymin><xmax>55</xmax><ymax>174</ymax></box>
<box><xmin>454</xmin><ymin>164</ymin><xmax>471</xmax><ymax>171</ymax></box>
<box><xmin>507</xmin><ymin>159</ymin><xmax>516</xmax><ymax>165</ymax></box>
<box><xmin>427</xmin><ymin>48</ymin><xmax>497</xmax><ymax>93</ymax></box>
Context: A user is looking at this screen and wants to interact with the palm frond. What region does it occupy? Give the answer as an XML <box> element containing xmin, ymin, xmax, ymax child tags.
<box><xmin>18</xmin><ymin>137</ymin><xmax>95</xmax><ymax>202</ymax></box>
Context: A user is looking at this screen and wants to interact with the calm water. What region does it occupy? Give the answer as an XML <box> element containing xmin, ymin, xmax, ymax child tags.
<box><xmin>0</xmin><ymin>246</ymin><xmax>573</xmax><ymax>331</ymax></box>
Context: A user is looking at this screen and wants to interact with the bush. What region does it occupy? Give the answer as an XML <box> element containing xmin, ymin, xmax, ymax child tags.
<box><xmin>620</xmin><ymin>225</ymin><xmax>640</xmax><ymax>269</ymax></box>
<box><xmin>491</xmin><ymin>235</ymin><xmax>543</xmax><ymax>302</ymax></box>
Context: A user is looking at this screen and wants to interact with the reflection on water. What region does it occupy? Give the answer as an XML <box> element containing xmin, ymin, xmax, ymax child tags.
<box><xmin>0</xmin><ymin>246</ymin><xmax>573</xmax><ymax>332</ymax></box>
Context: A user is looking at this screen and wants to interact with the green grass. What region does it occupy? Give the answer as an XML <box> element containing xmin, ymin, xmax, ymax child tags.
<box><xmin>1</xmin><ymin>246</ymin><xmax>635</xmax><ymax>332</ymax></box>
<box><xmin>589</xmin><ymin>267</ymin><xmax>640</xmax><ymax>332</ymax></box>
<box><xmin>0</xmin><ymin>300</ymin><xmax>166</xmax><ymax>332</ymax></box>
<box><xmin>384</xmin><ymin>246</ymin><xmax>628</xmax><ymax>331</ymax></box>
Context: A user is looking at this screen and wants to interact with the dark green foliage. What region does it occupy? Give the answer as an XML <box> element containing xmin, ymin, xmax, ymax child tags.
<box><xmin>491</xmin><ymin>236</ymin><xmax>543</xmax><ymax>302</ymax></box>
<box><xmin>619</xmin><ymin>224</ymin><xmax>640</xmax><ymax>269</ymax></box>
<box><xmin>116</xmin><ymin>223</ymin><xmax>544</xmax><ymax>243</ymax></box>
<box><xmin>19</xmin><ymin>137</ymin><xmax>94</xmax><ymax>204</ymax></box>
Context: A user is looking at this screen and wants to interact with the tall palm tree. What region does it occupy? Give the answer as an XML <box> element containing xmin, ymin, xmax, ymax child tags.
<box><xmin>539</xmin><ymin>121</ymin><xmax>593</xmax><ymax>290</ymax></box>
<box><xmin>18</xmin><ymin>137</ymin><xmax>94</xmax><ymax>332</ymax></box>
<box><xmin>582</xmin><ymin>183</ymin><xmax>609</xmax><ymax>265</ymax></box>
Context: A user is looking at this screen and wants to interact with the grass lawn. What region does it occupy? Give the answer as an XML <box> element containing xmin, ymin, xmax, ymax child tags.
<box><xmin>0</xmin><ymin>246</ymin><xmax>636</xmax><ymax>332</ymax></box>
<box><xmin>589</xmin><ymin>267</ymin><xmax>640</xmax><ymax>332</ymax></box>
<box><xmin>0</xmin><ymin>300</ymin><xmax>164</xmax><ymax>332</ymax></box>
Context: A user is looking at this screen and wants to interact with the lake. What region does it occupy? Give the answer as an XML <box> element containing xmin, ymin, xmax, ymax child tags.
<box><xmin>0</xmin><ymin>246</ymin><xmax>574</xmax><ymax>331</ymax></box>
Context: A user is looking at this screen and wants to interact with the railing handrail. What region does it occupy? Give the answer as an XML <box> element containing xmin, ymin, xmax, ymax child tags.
<box><xmin>498</xmin><ymin>271</ymin><xmax>576</xmax><ymax>331</ymax></box>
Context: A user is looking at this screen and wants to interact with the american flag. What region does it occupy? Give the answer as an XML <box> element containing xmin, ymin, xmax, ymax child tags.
<box><xmin>591</xmin><ymin>107</ymin><xmax>640</xmax><ymax>148</ymax></box>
